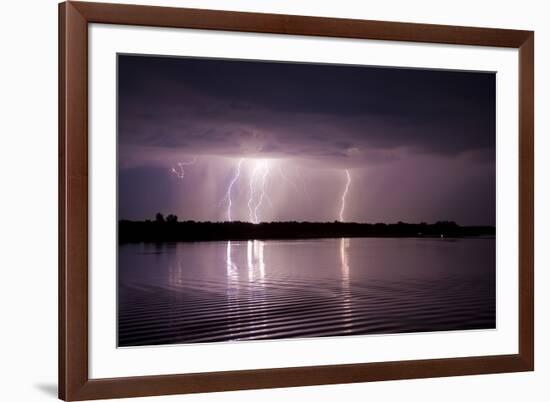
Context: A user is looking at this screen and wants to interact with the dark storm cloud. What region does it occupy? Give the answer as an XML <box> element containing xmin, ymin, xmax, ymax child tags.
<box><xmin>118</xmin><ymin>55</ymin><xmax>495</xmax><ymax>167</ymax></box>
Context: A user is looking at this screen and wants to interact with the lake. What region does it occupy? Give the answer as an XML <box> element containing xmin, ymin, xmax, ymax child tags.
<box><xmin>118</xmin><ymin>237</ymin><xmax>495</xmax><ymax>346</ymax></box>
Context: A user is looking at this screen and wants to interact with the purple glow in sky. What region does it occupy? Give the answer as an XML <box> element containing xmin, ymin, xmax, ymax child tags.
<box><xmin>118</xmin><ymin>55</ymin><xmax>496</xmax><ymax>225</ymax></box>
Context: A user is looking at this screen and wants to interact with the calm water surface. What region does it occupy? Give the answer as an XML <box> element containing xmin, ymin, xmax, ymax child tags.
<box><xmin>118</xmin><ymin>237</ymin><xmax>495</xmax><ymax>346</ymax></box>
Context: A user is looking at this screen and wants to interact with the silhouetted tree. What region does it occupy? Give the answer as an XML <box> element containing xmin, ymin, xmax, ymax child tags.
<box><xmin>155</xmin><ymin>213</ymin><xmax>165</xmax><ymax>223</ymax></box>
<box><xmin>166</xmin><ymin>214</ymin><xmax>178</xmax><ymax>223</ymax></box>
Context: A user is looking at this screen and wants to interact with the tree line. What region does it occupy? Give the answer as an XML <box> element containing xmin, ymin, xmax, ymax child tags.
<box><xmin>118</xmin><ymin>213</ymin><xmax>495</xmax><ymax>243</ymax></box>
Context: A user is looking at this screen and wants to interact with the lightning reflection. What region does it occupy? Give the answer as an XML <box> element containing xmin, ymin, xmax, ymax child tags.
<box><xmin>247</xmin><ymin>240</ymin><xmax>265</xmax><ymax>281</ymax></box>
<box><xmin>340</xmin><ymin>237</ymin><xmax>352</xmax><ymax>333</ymax></box>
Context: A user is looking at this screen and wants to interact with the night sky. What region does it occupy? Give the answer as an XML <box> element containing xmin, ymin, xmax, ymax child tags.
<box><xmin>118</xmin><ymin>54</ymin><xmax>496</xmax><ymax>225</ymax></box>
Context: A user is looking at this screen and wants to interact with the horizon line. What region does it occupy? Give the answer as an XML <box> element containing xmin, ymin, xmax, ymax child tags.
<box><xmin>119</xmin><ymin>219</ymin><xmax>495</xmax><ymax>227</ymax></box>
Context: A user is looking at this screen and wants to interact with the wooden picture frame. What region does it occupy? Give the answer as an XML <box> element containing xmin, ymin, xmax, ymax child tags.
<box><xmin>59</xmin><ymin>1</ymin><xmax>534</xmax><ymax>400</ymax></box>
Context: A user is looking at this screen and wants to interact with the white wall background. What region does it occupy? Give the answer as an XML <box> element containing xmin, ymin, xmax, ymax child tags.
<box><xmin>0</xmin><ymin>0</ymin><xmax>546</xmax><ymax>400</ymax></box>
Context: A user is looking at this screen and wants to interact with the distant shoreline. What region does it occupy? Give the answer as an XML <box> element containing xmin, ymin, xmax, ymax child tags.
<box><xmin>118</xmin><ymin>220</ymin><xmax>495</xmax><ymax>244</ymax></box>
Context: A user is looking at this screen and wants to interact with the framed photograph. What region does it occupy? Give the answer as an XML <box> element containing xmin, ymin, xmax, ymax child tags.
<box><xmin>59</xmin><ymin>1</ymin><xmax>534</xmax><ymax>400</ymax></box>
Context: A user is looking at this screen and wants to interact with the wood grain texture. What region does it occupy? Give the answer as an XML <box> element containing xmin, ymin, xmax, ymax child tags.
<box><xmin>59</xmin><ymin>2</ymin><xmax>89</xmax><ymax>400</ymax></box>
<box><xmin>518</xmin><ymin>33</ymin><xmax>535</xmax><ymax>370</ymax></box>
<box><xmin>58</xmin><ymin>1</ymin><xmax>534</xmax><ymax>400</ymax></box>
<box><xmin>72</xmin><ymin>1</ymin><xmax>531</xmax><ymax>47</ymax></box>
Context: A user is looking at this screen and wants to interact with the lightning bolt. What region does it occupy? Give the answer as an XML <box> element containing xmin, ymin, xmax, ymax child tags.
<box><xmin>248</xmin><ymin>163</ymin><xmax>261</xmax><ymax>223</ymax></box>
<box><xmin>253</xmin><ymin>165</ymin><xmax>270</xmax><ymax>223</ymax></box>
<box><xmin>224</xmin><ymin>159</ymin><xmax>243</xmax><ymax>221</ymax></box>
<box><xmin>339</xmin><ymin>169</ymin><xmax>351</xmax><ymax>222</ymax></box>
<box><xmin>246</xmin><ymin>160</ymin><xmax>273</xmax><ymax>224</ymax></box>
<box><xmin>170</xmin><ymin>157</ymin><xmax>197</xmax><ymax>179</ymax></box>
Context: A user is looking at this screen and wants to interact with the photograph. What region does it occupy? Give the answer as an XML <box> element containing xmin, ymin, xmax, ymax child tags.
<box><xmin>117</xmin><ymin>54</ymin><xmax>497</xmax><ymax>347</ymax></box>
